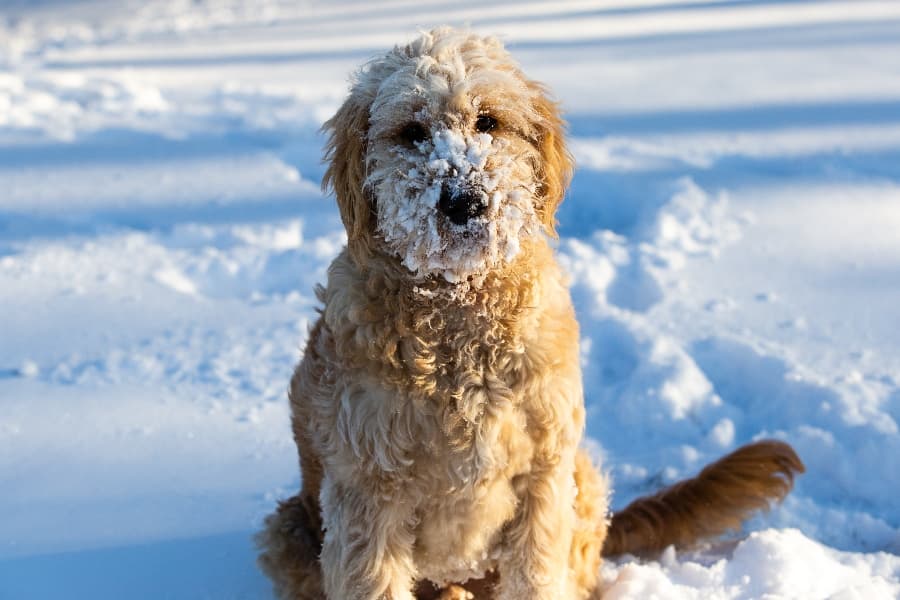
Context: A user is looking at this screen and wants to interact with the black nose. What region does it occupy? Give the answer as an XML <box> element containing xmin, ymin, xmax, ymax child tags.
<box><xmin>438</xmin><ymin>185</ymin><xmax>486</xmax><ymax>225</ymax></box>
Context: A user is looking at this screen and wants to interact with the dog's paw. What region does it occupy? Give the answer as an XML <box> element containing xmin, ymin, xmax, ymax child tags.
<box><xmin>436</xmin><ymin>586</ymin><xmax>474</xmax><ymax>600</ymax></box>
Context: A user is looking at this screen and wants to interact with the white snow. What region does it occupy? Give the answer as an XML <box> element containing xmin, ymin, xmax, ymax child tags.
<box><xmin>1</xmin><ymin>1</ymin><xmax>899</xmax><ymax>598</ymax></box>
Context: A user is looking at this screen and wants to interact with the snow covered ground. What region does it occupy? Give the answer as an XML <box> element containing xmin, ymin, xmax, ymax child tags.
<box><xmin>2</xmin><ymin>0</ymin><xmax>899</xmax><ymax>598</ymax></box>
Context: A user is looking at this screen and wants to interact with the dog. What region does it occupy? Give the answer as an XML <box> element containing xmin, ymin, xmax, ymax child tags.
<box><xmin>257</xmin><ymin>27</ymin><xmax>804</xmax><ymax>599</ymax></box>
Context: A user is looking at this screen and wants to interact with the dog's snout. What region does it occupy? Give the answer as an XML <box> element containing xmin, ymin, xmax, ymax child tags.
<box><xmin>438</xmin><ymin>185</ymin><xmax>486</xmax><ymax>226</ymax></box>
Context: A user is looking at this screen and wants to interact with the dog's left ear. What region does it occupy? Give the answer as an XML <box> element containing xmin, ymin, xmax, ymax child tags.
<box><xmin>529</xmin><ymin>82</ymin><xmax>574</xmax><ymax>237</ymax></box>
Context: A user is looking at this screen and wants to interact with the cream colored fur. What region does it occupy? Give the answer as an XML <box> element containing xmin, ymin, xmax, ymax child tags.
<box><xmin>258</xmin><ymin>27</ymin><xmax>609</xmax><ymax>599</ymax></box>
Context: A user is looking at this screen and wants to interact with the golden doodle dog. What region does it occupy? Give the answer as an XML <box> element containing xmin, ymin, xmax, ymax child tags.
<box><xmin>257</xmin><ymin>27</ymin><xmax>804</xmax><ymax>599</ymax></box>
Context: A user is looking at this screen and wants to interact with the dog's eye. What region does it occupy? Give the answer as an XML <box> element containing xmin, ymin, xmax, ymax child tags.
<box><xmin>475</xmin><ymin>115</ymin><xmax>497</xmax><ymax>133</ymax></box>
<box><xmin>400</xmin><ymin>122</ymin><xmax>428</xmax><ymax>145</ymax></box>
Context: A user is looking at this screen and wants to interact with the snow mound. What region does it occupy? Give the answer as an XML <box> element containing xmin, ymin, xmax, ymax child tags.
<box><xmin>602</xmin><ymin>529</ymin><xmax>900</xmax><ymax>600</ymax></box>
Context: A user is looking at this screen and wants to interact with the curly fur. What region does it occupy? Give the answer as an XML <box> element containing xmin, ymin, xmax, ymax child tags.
<box><xmin>257</xmin><ymin>27</ymin><xmax>803</xmax><ymax>600</ymax></box>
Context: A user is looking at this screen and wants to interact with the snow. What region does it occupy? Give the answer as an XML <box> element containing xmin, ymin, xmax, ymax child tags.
<box><xmin>1</xmin><ymin>0</ymin><xmax>899</xmax><ymax>598</ymax></box>
<box><xmin>600</xmin><ymin>529</ymin><xmax>900</xmax><ymax>600</ymax></box>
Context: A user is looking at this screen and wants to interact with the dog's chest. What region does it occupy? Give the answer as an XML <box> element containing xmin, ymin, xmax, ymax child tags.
<box><xmin>412</xmin><ymin>396</ymin><xmax>534</xmax><ymax>585</ymax></box>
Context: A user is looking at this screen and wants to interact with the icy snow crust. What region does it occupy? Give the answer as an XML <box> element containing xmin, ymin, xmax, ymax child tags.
<box><xmin>370</xmin><ymin>128</ymin><xmax>537</xmax><ymax>283</ymax></box>
<box><xmin>2</xmin><ymin>1</ymin><xmax>900</xmax><ymax>599</ymax></box>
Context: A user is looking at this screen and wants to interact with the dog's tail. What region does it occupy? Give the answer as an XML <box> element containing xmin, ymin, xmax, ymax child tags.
<box><xmin>601</xmin><ymin>440</ymin><xmax>804</xmax><ymax>558</ymax></box>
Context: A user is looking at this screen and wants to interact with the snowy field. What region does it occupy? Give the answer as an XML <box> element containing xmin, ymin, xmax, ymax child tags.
<box><xmin>2</xmin><ymin>0</ymin><xmax>900</xmax><ymax>598</ymax></box>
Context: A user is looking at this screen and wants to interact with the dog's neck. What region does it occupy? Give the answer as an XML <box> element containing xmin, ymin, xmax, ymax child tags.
<box><xmin>323</xmin><ymin>239</ymin><xmax>556</xmax><ymax>422</ymax></box>
<box><xmin>361</xmin><ymin>241</ymin><xmax>543</xmax><ymax>317</ymax></box>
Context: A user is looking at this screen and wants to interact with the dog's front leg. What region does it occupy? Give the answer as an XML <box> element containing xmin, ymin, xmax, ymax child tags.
<box><xmin>319</xmin><ymin>477</ymin><xmax>417</xmax><ymax>600</ymax></box>
<box><xmin>497</xmin><ymin>449</ymin><xmax>578</xmax><ymax>600</ymax></box>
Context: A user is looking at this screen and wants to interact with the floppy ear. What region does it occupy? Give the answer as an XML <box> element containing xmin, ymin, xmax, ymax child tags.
<box><xmin>322</xmin><ymin>90</ymin><xmax>373</xmax><ymax>263</ymax></box>
<box><xmin>529</xmin><ymin>83</ymin><xmax>574</xmax><ymax>237</ymax></box>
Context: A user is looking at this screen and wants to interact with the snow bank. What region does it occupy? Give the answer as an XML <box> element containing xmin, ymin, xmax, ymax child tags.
<box><xmin>602</xmin><ymin>529</ymin><xmax>900</xmax><ymax>600</ymax></box>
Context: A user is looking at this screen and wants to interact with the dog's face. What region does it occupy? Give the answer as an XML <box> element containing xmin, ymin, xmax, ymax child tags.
<box><xmin>324</xmin><ymin>28</ymin><xmax>573</xmax><ymax>284</ymax></box>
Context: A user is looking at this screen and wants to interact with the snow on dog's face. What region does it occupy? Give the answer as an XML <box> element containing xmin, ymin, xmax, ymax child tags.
<box><xmin>323</xmin><ymin>28</ymin><xmax>573</xmax><ymax>285</ymax></box>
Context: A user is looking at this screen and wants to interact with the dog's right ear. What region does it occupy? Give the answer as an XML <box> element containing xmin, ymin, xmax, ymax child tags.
<box><xmin>322</xmin><ymin>90</ymin><xmax>373</xmax><ymax>263</ymax></box>
<box><xmin>526</xmin><ymin>81</ymin><xmax>574</xmax><ymax>239</ymax></box>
